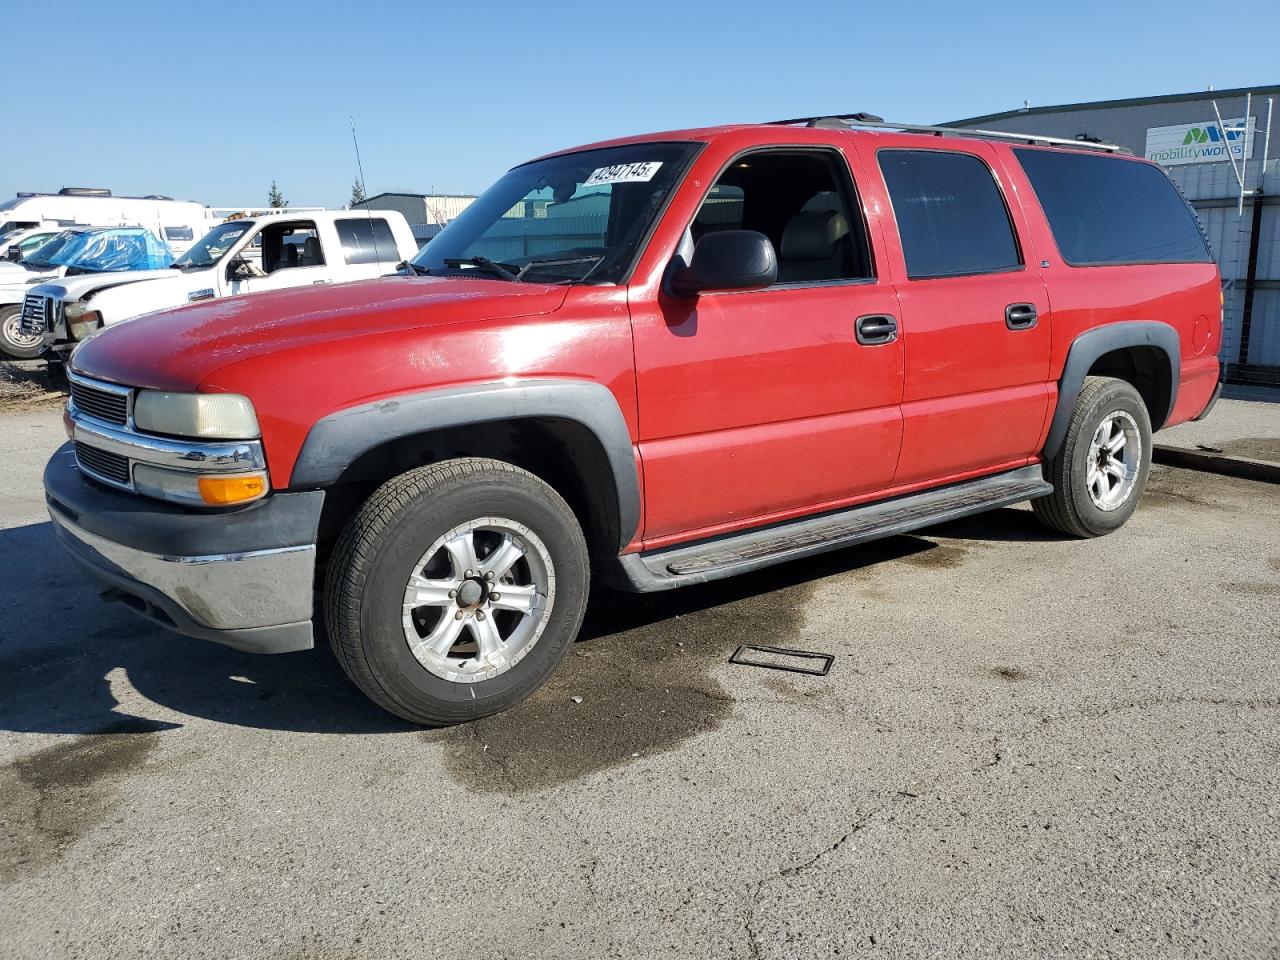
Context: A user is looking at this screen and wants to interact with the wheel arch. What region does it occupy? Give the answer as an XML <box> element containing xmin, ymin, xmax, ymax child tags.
<box><xmin>291</xmin><ymin>380</ymin><xmax>640</xmax><ymax>558</ymax></box>
<box><xmin>1043</xmin><ymin>321</ymin><xmax>1179</xmax><ymax>460</ymax></box>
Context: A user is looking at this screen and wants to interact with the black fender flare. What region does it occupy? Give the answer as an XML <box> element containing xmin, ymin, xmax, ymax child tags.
<box><xmin>289</xmin><ymin>379</ymin><xmax>640</xmax><ymax>550</ymax></box>
<box><xmin>1043</xmin><ymin>320</ymin><xmax>1180</xmax><ymax>460</ymax></box>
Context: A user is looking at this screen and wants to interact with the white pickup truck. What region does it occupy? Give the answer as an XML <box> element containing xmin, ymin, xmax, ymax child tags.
<box><xmin>0</xmin><ymin>226</ymin><xmax>62</xmax><ymax>263</ymax></box>
<box><xmin>24</xmin><ymin>210</ymin><xmax>419</xmax><ymax>360</ymax></box>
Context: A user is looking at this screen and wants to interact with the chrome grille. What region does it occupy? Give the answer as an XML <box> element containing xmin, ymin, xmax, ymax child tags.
<box><xmin>75</xmin><ymin>442</ymin><xmax>131</xmax><ymax>486</ymax></box>
<box><xmin>69</xmin><ymin>379</ymin><xmax>130</xmax><ymax>425</ymax></box>
<box><xmin>19</xmin><ymin>293</ymin><xmax>49</xmax><ymax>336</ymax></box>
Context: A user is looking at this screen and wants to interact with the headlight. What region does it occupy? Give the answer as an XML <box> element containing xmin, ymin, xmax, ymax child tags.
<box><xmin>69</xmin><ymin>311</ymin><xmax>102</xmax><ymax>340</ymax></box>
<box><xmin>133</xmin><ymin>391</ymin><xmax>261</xmax><ymax>439</ymax></box>
<box><xmin>133</xmin><ymin>463</ymin><xmax>268</xmax><ymax>506</ymax></box>
<box><xmin>64</xmin><ymin>301</ymin><xmax>94</xmax><ymax>319</ymax></box>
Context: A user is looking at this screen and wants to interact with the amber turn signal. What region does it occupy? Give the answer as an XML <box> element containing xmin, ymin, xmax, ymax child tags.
<box><xmin>197</xmin><ymin>473</ymin><xmax>268</xmax><ymax>506</ymax></box>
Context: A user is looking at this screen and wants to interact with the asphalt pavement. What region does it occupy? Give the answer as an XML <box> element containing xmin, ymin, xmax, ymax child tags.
<box><xmin>1</xmin><ymin>401</ymin><xmax>1277</xmax><ymax>960</ymax></box>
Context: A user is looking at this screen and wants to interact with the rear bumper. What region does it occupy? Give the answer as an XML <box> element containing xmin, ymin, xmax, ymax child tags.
<box><xmin>1192</xmin><ymin>363</ymin><xmax>1224</xmax><ymax>422</ymax></box>
<box><xmin>44</xmin><ymin>444</ymin><xmax>323</xmax><ymax>654</ymax></box>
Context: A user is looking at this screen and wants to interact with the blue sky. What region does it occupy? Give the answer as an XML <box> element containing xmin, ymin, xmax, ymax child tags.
<box><xmin>5</xmin><ymin>0</ymin><xmax>1277</xmax><ymax>209</ymax></box>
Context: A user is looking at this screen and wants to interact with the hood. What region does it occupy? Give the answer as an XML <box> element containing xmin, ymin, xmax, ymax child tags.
<box><xmin>38</xmin><ymin>268</ymin><xmax>179</xmax><ymax>302</ymax></box>
<box><xmin>0</xmin><ymin>261</ymin><xmax>57</xmax><ymax>280</ymax></box>
<box><xmin>71</xmin><ymin>275</ymin><xmax>569</xmax><ymax>389</ymax></box>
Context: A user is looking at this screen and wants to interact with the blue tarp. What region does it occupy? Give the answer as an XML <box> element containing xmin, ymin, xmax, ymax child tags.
<box><xmin>48</xmin><ymin>228</ymin><xmax>174</xmax><ymax>271</ymax></box>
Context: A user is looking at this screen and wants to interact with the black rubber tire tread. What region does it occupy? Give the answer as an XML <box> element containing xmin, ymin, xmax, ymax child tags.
<box><xmin>324</xmin><ymin>457</ymin><xmax>589</xmax><ymax>725</ymax></box>
<box><xmin>1032</xmin><ymin>376</ymin><xmax>1152</xmax><ymax>538</ymax></box>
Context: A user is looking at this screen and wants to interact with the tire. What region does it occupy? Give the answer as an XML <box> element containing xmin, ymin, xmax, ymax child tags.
<box><xmin>0</xmin><ymin>304</ymin><xmax>44</xmax><ymax>359</ymax></box>
<box><xmin>324</xmin><ymin>458</ymin><xmax>590</xmax><ymax>725</ymax></box>
<box><xmin>1033</xmin><ymin>376</ymin><xmax>1153</xmax><ymax>538</ymax></box>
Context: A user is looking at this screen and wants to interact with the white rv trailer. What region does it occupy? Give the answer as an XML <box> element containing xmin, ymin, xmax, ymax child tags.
<box><xmin>0</xmin><ymin>188</ymin><xmax>220</xmax><ymax>257</ymax></box>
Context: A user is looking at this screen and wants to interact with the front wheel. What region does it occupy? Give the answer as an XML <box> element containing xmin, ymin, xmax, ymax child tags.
<box><xmin>324</xmin><ymin>458</ymin><xmax>590</xmax><ymax>725</ymax></box>
<box><xmin>1033</xmin><ymin>376</ymin><xmax>1152</xmax><ymax>537</ymax></box>
<box><xmin>0</xmin><ymin>305</ymin><xmax>44</xmax><ymax>359</ymax></box>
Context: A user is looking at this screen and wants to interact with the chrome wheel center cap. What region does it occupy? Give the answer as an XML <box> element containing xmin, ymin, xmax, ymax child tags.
<box><xmin>457</xmin><ymin>579</ymin><xmax>485</xmax><ymax>608</ymax></box>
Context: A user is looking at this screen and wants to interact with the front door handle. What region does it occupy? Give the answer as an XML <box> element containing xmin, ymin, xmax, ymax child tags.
<box><xmin>1005</xmin><ymin>302</ymin><xmax>1038</xmax><ymax>330</ymax></box>
<box><xmin>856</xmin><ymin>314</ymin><xmax>898</xmax><ymax>345</ymax></box>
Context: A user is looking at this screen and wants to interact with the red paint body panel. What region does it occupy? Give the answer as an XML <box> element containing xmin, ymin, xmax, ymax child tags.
<box><xmin>69</xmin><ymin>124</ymin><xmax>1222</xmax><ymax>556</ymax></box>
<box><xmin>632</xmin><ymin>278</ymin><xmax>905</xmax><ymax>539</ymax></box>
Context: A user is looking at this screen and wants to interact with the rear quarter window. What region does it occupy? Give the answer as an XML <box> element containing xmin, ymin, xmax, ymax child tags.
<box><xmin>335</xmin><ymin>217</ymin><xmax>399</xmax><ymax>265</ymax></box>
<box><xmin>1014</xmin><ymin>149</ymin><xmax>1212</xmax><ymax>266</ymax></box>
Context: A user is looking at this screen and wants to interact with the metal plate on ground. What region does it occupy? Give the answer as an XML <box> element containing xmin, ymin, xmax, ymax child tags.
<box><xmin>729</xmin><ymin>644</ymin><xmax>834</xmax><ymax>677</ymax></box>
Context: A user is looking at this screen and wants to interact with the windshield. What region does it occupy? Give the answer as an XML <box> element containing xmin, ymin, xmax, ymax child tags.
<box><xmin>411</xmin><ymin>142</ymin><xmax>699</xmax><ymax>284</ymax></box>
<box><xmin>175</xmin><ymin>220</ymin><xmax>254</xmax><ymax>268</ymax></box>
<box><xmin>23</xmin><ymin>230</ymin><xmax>82</xmax><ymax>267</ymax></box>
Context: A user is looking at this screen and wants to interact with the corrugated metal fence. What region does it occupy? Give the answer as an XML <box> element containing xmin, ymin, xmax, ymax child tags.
<box><xmin>1172</xmin><ymin>159</ymin><xmax>1280</xmax><ymax>382</ymax></box>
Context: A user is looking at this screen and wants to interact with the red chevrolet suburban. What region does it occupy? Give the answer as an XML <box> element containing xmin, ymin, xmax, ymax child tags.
<box><xmin>45</xmin><ymin>116</ymin><xmax>1222</xmax><ymax>724</ymax></box>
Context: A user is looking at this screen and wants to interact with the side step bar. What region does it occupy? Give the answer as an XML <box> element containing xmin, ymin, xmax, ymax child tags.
<box><xmin>614</xmin><ymin>465</ymin><xmax>1052</xmax><ymax>592</ymax></box>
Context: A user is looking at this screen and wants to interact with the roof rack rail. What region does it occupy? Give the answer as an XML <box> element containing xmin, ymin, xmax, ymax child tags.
<box><xmin>766</xmin><ymin>114</ymin><xmax>1131</xmax><ymax>154</ymax></box>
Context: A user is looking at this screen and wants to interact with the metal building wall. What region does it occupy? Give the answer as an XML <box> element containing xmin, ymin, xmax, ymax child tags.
<box><xmin>946</xmin><ymin>90</ymin><xmax>1280</xmax><ymax>380</ymax></box>
<box><xmin>950</xmin><ymin>90</ymin><xmax>1277</xmax><ymax>158</ymax></box>
<box><xmin>352</xmin><ymin>194</ymin><xmax>429</xmax><ymax>226</ymax></box>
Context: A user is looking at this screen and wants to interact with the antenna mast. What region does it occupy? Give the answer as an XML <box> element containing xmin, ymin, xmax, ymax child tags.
<box><xmin>349</xmin><ymin>117</ymin><xmax>383</xmax><ymax>263</ymax></box>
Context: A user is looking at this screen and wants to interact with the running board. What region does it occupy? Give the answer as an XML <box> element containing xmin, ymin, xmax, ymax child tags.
<box><xmin>613</xmin><ymin>465</ymin><xmax>1051</xmax><ymax>592</ymax></box>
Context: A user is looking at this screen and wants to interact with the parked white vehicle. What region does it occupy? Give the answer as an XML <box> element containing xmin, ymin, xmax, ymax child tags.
<box><xmin>0</xmin><ymin>188</ymin><xmax>220</xmax><ymax>257</ymax></box>
<box><xmin>0</xmin><ymin>226</ymin><xmax>63</xmax><ymax>263</ymax></box>
<box><xmin>25</xmin><ymin>210</ymin><xmax>419</xmax><ymax>359</ymax></box>
<box><xmin>1</xmin><ymin>227</ymin><xmax>175</xmax><ymax>357</ymax></box>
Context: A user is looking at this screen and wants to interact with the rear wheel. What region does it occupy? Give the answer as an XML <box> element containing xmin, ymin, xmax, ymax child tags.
<box><xmin>324</xmin><ymin>458</ymin><xmax>590</xmax><ymax>725</ymax></box>
<box><xmin>0</xmin><ymin>305</ymin><xmax>44</xmax><ymax>359</ymax></box>
<box><xmin>1033</xmin><ymin>376</ymin><xmax>1152</xmax><ymax>537</ymax></box>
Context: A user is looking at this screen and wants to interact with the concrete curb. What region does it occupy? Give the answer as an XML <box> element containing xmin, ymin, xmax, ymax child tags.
<box><xmin>1152</xmin><ymin>444</ymin><xmax>1280</xmax><ymax>485</ymax></box>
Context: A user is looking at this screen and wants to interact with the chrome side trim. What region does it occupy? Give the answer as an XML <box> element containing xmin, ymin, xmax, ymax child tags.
<box><xmin>157</xmin><ymin>544</ymin><xmax>312</xmax><ymax>565</ymax></box>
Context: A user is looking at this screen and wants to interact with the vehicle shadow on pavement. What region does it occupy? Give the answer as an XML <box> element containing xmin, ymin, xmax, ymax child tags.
<box><xmin>918</xmin><ymin>505</ymin><xmax>1062</xmax><ymax>543</ymax></box>
<box><xmin>0</xmin><ymin>521</ymin><xmax>414</xmax><ymax>737</ymax></box>
<box><xmin>0</xmin><ymin>510</ymin><xmax>1054</xmax><ymax>738</ymax></box>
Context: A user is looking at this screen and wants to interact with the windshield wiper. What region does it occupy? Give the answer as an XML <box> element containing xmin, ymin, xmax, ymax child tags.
<box><xmin>443</xmin><ymin>256</ymin><xmax>519</xmax><ymax>282</ymax></box>
<box><xmin>514</xmin><ymin>255</ymin><xmax>606</xmax><ymax>282</ymax></box>
<box><xmin>399</xmin><ymin>260</ymin><xmax>430</xmax><ymax>276</ymax></box>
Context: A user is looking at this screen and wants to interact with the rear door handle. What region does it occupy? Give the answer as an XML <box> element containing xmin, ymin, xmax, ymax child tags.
<box><xmin>856</xmin><ymin>314</ymin><xmax>898</xmax><ymax>345</ymax></box>
<box><xmin>1005</xmin><ymin>302</ymin><xmax>1038</xmax><ymax>330</ymax></box>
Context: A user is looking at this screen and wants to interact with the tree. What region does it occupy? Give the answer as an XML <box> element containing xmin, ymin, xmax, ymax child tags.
<box><xmin>268</xmin><ymin>180</ymin><xmax>287</xmax><ymax>209</ymax></box>
<box><xmin>349</xmin><ymin>178</ymin><xmax>366</xmax><ymax>207</ymax></box>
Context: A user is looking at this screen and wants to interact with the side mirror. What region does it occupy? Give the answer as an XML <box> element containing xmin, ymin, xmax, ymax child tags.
<box><xmin>668</xmin><ymin>229</ymin><xmax>777</xmax><ymax>297</ymax></box>
<box><xmin>6</xmin><ymin>246</ymin><xmax>21</xmax><ymax>262</ymax></box>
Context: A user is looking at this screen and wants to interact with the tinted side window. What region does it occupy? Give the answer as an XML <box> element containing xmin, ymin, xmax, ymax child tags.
<box><xmin>1014</xmin><ymin>149</ymin><xmax>1212</xmax><ymax>265</ymax></box>
<box><xmin>336</xmin><ymin>217</ymin><xmax>398</xmax><ymax>265</ymax></box>
<box><xmin>164</xmin><ymin>225</ymin><xmax>194</xmax><ymax>242</ymax></box>
<box><xmin>878</xmin><ymin>150</ymin><xmax>1022</xmax><ymax>279</ymax></box>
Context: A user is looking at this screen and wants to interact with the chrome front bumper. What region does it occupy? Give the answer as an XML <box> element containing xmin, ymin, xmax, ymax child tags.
<box><xmin>45</xmin><ymin>444</ymin><xmax>322</xmax><ymax>654</ymax></box>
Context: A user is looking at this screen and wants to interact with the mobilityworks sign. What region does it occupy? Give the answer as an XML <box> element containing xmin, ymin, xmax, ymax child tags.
<box><xmin>1145</xmin><ymin>116</ymin><xmax>1257</xmax><ymax>166</ymax></box>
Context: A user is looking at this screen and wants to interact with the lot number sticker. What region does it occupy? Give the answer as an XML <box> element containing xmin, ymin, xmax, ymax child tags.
<box><xmin>583</xmin><ymin>162</ymin><xmax>663</xmax><ymax>186</ymax></box>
